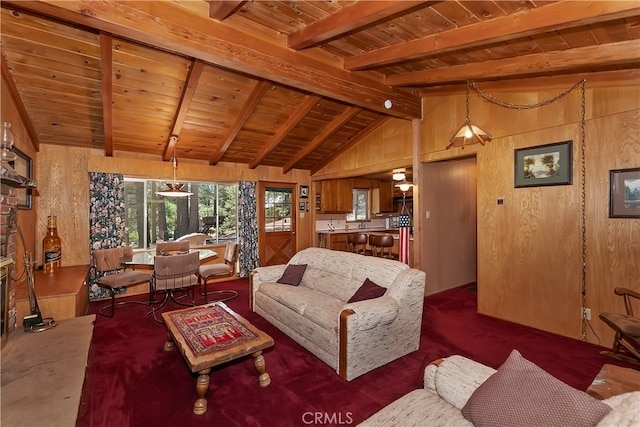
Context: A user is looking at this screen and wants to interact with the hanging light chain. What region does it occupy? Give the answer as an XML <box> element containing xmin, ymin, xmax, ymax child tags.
<box><xmin>468</xmin><ymin>79</ymin><xmax>585</xmax><ymax>110</ymax></box>
<box><xmin>579</xmin><ymin>80</ymin><xmax>588</xmax><ymax>341</ymax></box>
<box><xmin>465</xmin><ymin>80</ymin><xmax>471</xmax><ymax>122</ymax></box>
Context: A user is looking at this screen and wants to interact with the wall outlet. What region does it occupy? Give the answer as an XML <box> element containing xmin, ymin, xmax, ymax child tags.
<box><xmin>582</xmin><ymin>307</ymin><xmax>591</xmax><ymax>320</ymax></box>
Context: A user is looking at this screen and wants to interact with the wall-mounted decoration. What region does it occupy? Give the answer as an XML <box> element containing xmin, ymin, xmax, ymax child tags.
<box><xmin>299</xmin><ymin>202</ymin><xmax>305</xmax><ymax>211</ymax></box>
<box><xmin>514</xmin><ymin>140</ymin><xmax>572</xmax><ymax>188</ymax></box>
<box><xmin>609</xmin><ymin>167</ymin><xmax>640</xmax><ymax>218</ymax></box>
<box><xmin>299</xmin><ymin>185</ymin><xmax>309</xmax><ymax>199</ymax></box>
<box><xmin>10</xmin><ymin>148</ymin><xmax>32</xmax><ymax>209</ymax></box>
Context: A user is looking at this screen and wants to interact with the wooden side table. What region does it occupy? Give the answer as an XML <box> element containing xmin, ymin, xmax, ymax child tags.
<box><xmin>586</xmin><ymin>364</ymin><xmax>640</xmax><ymax>400</ymax></box>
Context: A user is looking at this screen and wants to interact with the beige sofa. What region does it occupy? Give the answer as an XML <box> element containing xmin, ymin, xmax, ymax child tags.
<box><xmin>250</xmin><ymin>247</ymin><xmax>426</xmax><ymax>381</ymax></box>
<box><xmin>359</xmin><ymin>351</ymin><xmax>640</xmax><ymax>427</ymax></box>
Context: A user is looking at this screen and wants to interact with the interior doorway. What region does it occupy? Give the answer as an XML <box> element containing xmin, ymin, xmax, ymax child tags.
<box><xmin>421</xmin><ymin>156</ymin><xmax>478</xmax><ymax>295</ymax></box>
<box><xmin>258</xmin><ymin>182</ymin><xmax>297</xmax><ymax>266</ymax></box>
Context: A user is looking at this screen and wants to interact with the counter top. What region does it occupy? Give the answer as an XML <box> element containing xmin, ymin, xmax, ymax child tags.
<box><xmin>317</xmin><ymin>229</ymin><xmax>413</xmax><ymax>241</ymax></box>
<box><xmin>317</xmin><ymin>228</ymin><xmax>398</xmax><ymax>235</ymax></box>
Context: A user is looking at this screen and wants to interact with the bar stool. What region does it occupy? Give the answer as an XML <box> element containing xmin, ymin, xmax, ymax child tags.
<box><xmin>347</xmin><ymin>233</ymin><xmax>368</xmax><ymax>255</ymax></box>
<box><xmin>369</xmin><ymin>234</ymin><xmax>397</xmax><ymax>260</ymax></box>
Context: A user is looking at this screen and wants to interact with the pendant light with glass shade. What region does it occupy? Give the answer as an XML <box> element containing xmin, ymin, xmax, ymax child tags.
<box><xmin>447</xmin><ymin>81</ymin><xmax>491</xmax><ymax>149</ymax></box>
<box><xmin>156</xmin><ymin>135</ymin><xmax>192</xmax><ymax>197</ymax></box>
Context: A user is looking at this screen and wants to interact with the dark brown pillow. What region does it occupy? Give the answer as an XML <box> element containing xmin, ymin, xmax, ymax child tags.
<box><xmin>277</xmin><ymin>264</ymin><xmax>307</xmax><ymax>286</ymax></box>
<box><xmin>461</xmin><ymin>349</ymin><xmax>611</xmax><ymax>427</ymax></box>
<box><xmin>348</xmin><ymin>278</ymin><xmax>386</xmax><ymax>303</ymax></box>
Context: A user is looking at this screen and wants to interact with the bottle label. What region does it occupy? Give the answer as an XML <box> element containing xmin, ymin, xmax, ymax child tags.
<box><xmin>44</xmin><ymin>247</ymin><xmax>61</xmax><ymax>264</ymax></box>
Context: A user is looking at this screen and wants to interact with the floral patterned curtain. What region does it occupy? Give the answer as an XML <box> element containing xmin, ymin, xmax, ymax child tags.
<box><xmin>238</xmin><ymin>181</ymin><xmax>259</xmax><ymax>277</ymax></box>
<box><xmin>88</xmin><ymin>172</ymin><xmax>126</xmax><ymax>300</ymax></box>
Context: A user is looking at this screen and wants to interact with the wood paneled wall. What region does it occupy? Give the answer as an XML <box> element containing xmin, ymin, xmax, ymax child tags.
<box><xmin>34</xmin><ymin>149</ymin><xmax>311</xmax><ymax>267</ymax></box>
<box><xmin>422</xmin><ymin>84</ymin><xmax>640</xmax><ymax>344</ymax></box>
<box><xmin>312</xmin><ymin>119</ymin><xmax>413</xmax><ymax>180</ymax></box>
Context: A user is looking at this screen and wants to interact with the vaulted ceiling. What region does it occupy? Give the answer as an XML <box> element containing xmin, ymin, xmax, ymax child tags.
<box><xmin>1</xmin><ymin>1</ymin><xmax>638</xmax><ymax>174</ymax></box>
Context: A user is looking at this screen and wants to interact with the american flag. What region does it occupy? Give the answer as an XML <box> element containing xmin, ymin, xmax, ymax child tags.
<box><xmin>398</xmin><ymin>212</ymin><xmax>411</xmax><ymax>265</ymax></box>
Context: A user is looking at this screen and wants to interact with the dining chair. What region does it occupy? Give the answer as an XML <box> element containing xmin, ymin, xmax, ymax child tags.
<box><xmin>156</xmin><ymin>240</ymin><xmax>190</xmax><ymax>255</ymax></box>
<box><xmin>149</xmin><ymin>251</ymin><xmax>199</xmax><ymax>322</ymax></box>
<box><xmin>92</xmin><ymin>246</ymin><xmax>153</xmax><ymax>318</ymax></box>
<box><xmin>197</xmin><ymin>241</ymin><xmax>239</xmax><ymax>303</ymax></box>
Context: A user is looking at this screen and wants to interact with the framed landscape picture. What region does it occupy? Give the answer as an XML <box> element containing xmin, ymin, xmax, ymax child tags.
<box><xmin>609</xmin><ymin>167</ymin><xmax>640</xmax><ymax>218</ymax></box>
<box><xmin>514</xmin><ymin>140</ymin><xmax>573</xmax><ymax>188</ymax></box>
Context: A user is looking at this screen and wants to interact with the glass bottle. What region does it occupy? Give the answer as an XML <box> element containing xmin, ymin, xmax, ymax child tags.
<box><xmin>43</xmin><ymin>216</ymin><xmax>62</xmax><ymax>273</ymax></box>
<box><xmin>1</xmin><ymin>121</ymin><xmax>17</xmax><ymax>162</ymax></box>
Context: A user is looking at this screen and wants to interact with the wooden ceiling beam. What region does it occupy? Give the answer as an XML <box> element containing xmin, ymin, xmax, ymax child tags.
<box><xmin>209</xmin><ymin>80</ymin><xmax>271</xmax><ymax>165</ymax></box>
<box><xmin>282</xmin><ymin>106</ymin><xmax>360</xmax><ymax>174</ymax></box>
<box><xmin>7</xmin><ymin>0</ymin><xmax>421</xmax><ymax>119</ymax></box>
<box><xmin>0</xmin><ymin>52</ymin><xmax>40</xmax><ymax>152</ymax></box>
<box><xmin>165</xmin><ymin>59</ymin><xmax>204</xmax><ymax>161</ymax></box>
<box><xmin>99</xmin><ymin>32</ymin><xmax>113</xmax><ymax>157</ymax></box>
<box><xmin>388</xmin><ymin>40</ymin><xmax>640</xmax><ymax>87</ymax></box>
<box><xmin>207</xmin><ymin>0</ymin><xmax>245</xmax><ymax>21</ymax></box>
<box><xmin>288</xmin><ymin>1</ymin><xmax>427</xmax><ymax>50</ymax></box>
<box><xmin>249</xmin><ymin>94</ymin><xmax>321</xmax><ymax>169</ymax></box>
<box><xmin>345</xmin><ymin>2</ymin><xmax>640</xmax><ymax>71</ymax></box>
<box><xmin>311</xmin><ymin>116</ymin><xmax>391</xmax><ymax>175</ymax></box>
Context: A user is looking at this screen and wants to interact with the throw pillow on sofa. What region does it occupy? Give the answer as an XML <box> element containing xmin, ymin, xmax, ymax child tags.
<box><xmin>461</xmin><ymin>349</ymin><xmax>611</xmax><ymax>427</ymax></box>
<box><xmin>277</xmin><ymin>264</ymin><xmax>307</xmax><ymax>286</ymax></box>
<box><xmin>348</xmin><ymin>278</ymin><xmax>386</xmax><ymax>303</ymax></box>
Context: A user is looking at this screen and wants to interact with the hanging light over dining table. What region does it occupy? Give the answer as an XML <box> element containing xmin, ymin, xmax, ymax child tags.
<box><xmin>157</xmin><ymin>135</ymin><xmax>193</xmax><ymax>197</ymax></box>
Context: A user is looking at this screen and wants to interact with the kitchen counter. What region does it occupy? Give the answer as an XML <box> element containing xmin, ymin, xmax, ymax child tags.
<box><xmin>317</xmin><ymin>228</ymin><xmax>399</xmax><ymax>234</ymax></box>
<box><xmin>316</xmin><ymin>229</ymin><xmax>414</xmax><ymax>267</ymax></box>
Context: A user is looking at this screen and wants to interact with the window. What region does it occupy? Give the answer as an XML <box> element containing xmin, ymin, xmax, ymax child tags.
<box><xmin>346</xmin><ymin>189</ymin><xmax>369</xmax><ymax>221</ymax></box>
<box><xmin>264</xmin><ymin>187</ymin><xmax>292</xmax><ymax>232</ymax></box>
<box><xmin>124</xmin><ymin>179</ymin><xmax>237</xmax><ymax>249</ymax></box>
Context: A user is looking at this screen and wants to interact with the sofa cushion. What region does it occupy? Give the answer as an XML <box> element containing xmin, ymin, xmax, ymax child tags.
<box><xmin>358</xmin><ymin>389</ymin><xmax>472</xmax><ymax>427</ymax></box>
<box><xmin>461</xmin><ymin>349</ymin><xmax>611</xmax><ymax>427</ymax></box>
<box><xmin>348</xmin><ymin>278</ymin><xmax>386</xmax><ymax>303</ymax></box>
<box><xmin>277</xmin><ymin>264</ymin><xmax>307</xmax><ymax>286</ymax></box>
<box><xmin>288</xmin><ymin>248</ymin><xmax>409</xmax><ymax>302</ymax></box>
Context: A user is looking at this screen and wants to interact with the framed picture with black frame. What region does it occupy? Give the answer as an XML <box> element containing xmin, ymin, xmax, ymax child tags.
<box><xmin>609</xmin><ymin>167</ymin><xmax>640</xmax><ymax>218</ymax></box>
<box><xmin>9</xmin><ymin>147</ymin><xmax>33</xmax><ymax>209</ymax></box>
<box><xmin>514</xmin><ymin>140</ymin><xmax>573</xmax><ymax>188</ymax></box>
<box><xmin>299</xmin><ymin>185</ymin><xmax>309</xmax><ymax>199</ymax></box>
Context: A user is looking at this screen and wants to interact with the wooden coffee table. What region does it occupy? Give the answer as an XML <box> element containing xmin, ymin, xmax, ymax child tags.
<box><xmin>162</xmin><ymin>302</ymin><xmax>274</xmax><ymax>415</ymax></box>
<box><xmin>586</xmin><ymin>364</ymin><xmax>640</xmax><ymax>400</ymax></box>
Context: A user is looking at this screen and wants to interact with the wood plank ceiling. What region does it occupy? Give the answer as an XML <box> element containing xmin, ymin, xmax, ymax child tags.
<box><xmin>1</xmin><ymin>1</ymin><xmax>638</xmax><ymax>174</ymax></box>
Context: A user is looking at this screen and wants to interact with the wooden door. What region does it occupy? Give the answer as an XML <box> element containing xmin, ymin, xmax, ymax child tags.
<box><xmin>258</xmin><ymin>182</ymin><xmax>296</xmax><ymax>266</ymax></box>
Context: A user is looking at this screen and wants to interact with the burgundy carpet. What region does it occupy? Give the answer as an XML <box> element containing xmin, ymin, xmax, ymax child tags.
<box><xmin>77</xmin><ymin>280</ymin><xmax>634</xmax><ymax>427</ymax></box>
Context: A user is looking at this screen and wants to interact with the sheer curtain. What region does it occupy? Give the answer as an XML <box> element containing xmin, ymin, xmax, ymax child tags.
<box><xmin>238</xmin><ymin>181</ymin><xmax>259</xmax><ymax>277</ymax></box>
<box><xmin>88</xmin><ymin>172</ymin><xmax>126</xmax><ymax>300</ymax></box>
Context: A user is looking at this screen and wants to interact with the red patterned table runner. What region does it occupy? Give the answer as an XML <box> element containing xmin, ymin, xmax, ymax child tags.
<box><xmin>169</xmin><ymin>305</ymin><xmax>257</xmax><ymax>356</ymax></box>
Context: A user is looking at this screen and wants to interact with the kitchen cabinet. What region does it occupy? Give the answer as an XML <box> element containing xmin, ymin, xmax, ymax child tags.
<box><xmin>317</xmin><ymin>179</ymin><xmax>353</xmax><ymax>213</ymax></box>
<box><xmin>371</xmin><ymin>180</ymin><xmax>394</xmax><ymax>213</ymax></box>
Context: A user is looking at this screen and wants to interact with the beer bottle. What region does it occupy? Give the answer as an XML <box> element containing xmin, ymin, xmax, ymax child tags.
<box><xmin>43</xmin><ymin>215</ymin><xmax>62</xmax><ymax>273</ymax></box>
